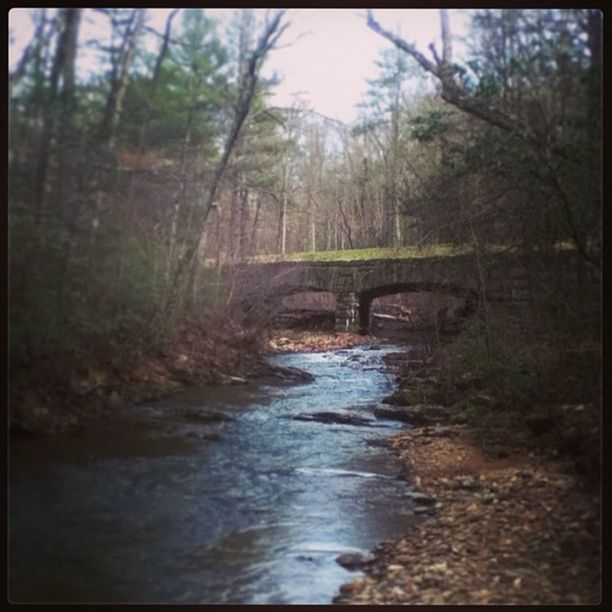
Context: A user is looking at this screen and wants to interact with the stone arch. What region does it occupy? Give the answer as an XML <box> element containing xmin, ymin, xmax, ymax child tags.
<box><xmin>279</xmin><ymin>286</ymin><xmax>337</xmax><ymax>309</ymax></box>
<box><xmin>357</xmin><ymin>282</ymin><xmax>479</xmax><ymax>334</ymax></box>
<box><xmin>277</xmin><ymin>286</ymin><xmax>337</xmax><ymax>331</ymax></box>
<box><xmin>279</xmin><ymin>284</ymin><xmax>332</xmax><ymax>297</ymax></box>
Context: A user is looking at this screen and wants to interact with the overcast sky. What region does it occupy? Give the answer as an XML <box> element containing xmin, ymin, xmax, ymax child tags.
<box><xmin>9</xmin><ymin>8</ymin><xmax>470</xmax><ymax>124</ymax></box>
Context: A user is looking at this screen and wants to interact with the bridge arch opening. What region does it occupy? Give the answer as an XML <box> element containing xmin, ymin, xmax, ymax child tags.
<box><xmin>278</xmin><ymin>288</ymin><xmax>337</xmax><ymax>330</ymax></box>
<box><xmin>359</xmin><ymin>283</ymin><xmax>478</xmax><ymax>335</ymax></box>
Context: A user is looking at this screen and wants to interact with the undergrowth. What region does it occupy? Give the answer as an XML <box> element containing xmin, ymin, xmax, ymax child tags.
<box><xmin>443</xmin><ymin>299</ymin><xmax>600</xmax><ymax>481</ymax></box>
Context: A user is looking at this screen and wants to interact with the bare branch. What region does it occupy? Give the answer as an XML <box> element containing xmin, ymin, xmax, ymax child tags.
<box><xmin>428</xmin><ymin>42</ymin><xmax>441</xmax><ymax>66</ymax></box>
<box><xmin>272</xmin><ymin>29</ymin><xmax>311</xmax><ymax>50</ymax></box>
<box><xmin>9</xmin><ymin>11</ymin><xmax>60</xmax><ymax>95</ymax></box>
<box><xmin>366</xmin><ymin>9</ymin><xmax>438</xmax><ymax>74</ymax></box>
<box><xmin>167</xmin><ymin>10</ymin><xmax>288</xmax><ymax>312</ymax></box>
<box><xmin>366</xmin><ymin>9</ymin><xmax>534</xmax><ymax>142</ymax></box>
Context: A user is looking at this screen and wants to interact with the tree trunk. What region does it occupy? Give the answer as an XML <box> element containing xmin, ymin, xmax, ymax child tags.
<box><xmin>56</xmin><ymin>7</ymin><xmax>81</xmax><ymax>204</ymax></box>
<box><xmin>100</xmin><ymin>9</ymin><xmax>145</xmax><ymax>149</ymax></box>
<box><xmin>439</xmin><ymin>9</ymin><xmax>452</xmax><ymax>63</ymax></box>
<box><xmin>33</xmin><ymin>8</ymin><xmax>80</xmax><ymax>224</ymax></box>
<box><xmin>9</xmin><ymin>10</ymin><xmax>56</xmax><ymax>96</ymax></box>
<box><xmin>586</xmin><ymin>9</ymin><xmax>602</xmax><ymax>125</ymax></box>
<box><xmin>136</xmin><ymin>9</ymin><xmax>178</xmax><ymax>152</ymax></box>
<box><xmin>166</xmin><ymin>11</ymin><xmax>287</xmax><ymax>317</ymax></box>
<box><xmin>250</xmin><ymin>191</ymin><xmax>260</xmax><ymax>254</ymax></box>
<box><xmin>311</xmin><ymin>219</ymin><xmax>317</xmax><ymax>252</ymax></box>
<box><xmin>33</xmin><ymin>15</ymin><xmax>65</xmax><ymax>221</ymax></box>
<box><xmin>239</xmin><ymin>185</ymin><xmax>249</xmax><ymax>258</ymax></box>
<box><xmin>55</xmin><ymin>8</ymin><xmax>82</xmax><ymax>289</ymax></box>
<box><xmin>281</xmin><ymin>162</ymin><xmax>289</xmax><ymax>254</ymax></box>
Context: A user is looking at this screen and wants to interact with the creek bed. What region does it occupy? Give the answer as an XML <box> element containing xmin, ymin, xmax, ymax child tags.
<box><xmin>9</xmin><ymin>344</ymin><xmax>420</xmax><ymax>604</ymax></box>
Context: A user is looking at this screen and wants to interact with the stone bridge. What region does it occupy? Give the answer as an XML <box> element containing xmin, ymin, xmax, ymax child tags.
<box><xmin>236</xmin><ymin>250</ymin><xmax>597</xmax><ymax>333</ymax></box>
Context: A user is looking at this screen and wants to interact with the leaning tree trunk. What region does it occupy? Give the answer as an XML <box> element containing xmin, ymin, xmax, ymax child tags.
<box><xmin>166</xmin><ymin>11</ymin><xmax>287</xmax><ymax>319</ymax></box>
<box><xmin>136</xmin><ymin>9</ymin><xmax>178</xmax><ymax>153</ymax></box>
<box><xmin>99</xmin><ymin>9</ymin><xmax>145</xmax><ymax>149</ymax></box>
<box><xmin>366</xmin><ymin>8</ymin><xmax>600</xmax><ymax>269</ymax></box>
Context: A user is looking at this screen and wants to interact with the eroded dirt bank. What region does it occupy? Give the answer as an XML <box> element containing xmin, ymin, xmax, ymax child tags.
<box><xmin>10</xmin><ymin>323</ymin><xmax>390</xmax><ymax>436</ymax></box>
<box><xmin>9</xmin><ymin>319</ymin><xmax>313</xmax><ymax>435</ymax></box>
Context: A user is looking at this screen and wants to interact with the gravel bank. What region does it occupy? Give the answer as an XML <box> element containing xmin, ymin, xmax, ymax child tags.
<box><xmin>334</xmin><ymin>419</ymin><xmax>601</xmax><ymax>605</ymax></box>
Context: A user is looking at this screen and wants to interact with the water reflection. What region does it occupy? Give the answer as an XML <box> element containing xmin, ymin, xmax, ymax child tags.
<box><xmin>10</xmin><ymin>345</ymin><xmax>416</xmax><ymax>604</ymax></box>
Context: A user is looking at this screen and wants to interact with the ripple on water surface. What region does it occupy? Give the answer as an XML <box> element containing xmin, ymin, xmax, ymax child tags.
<box><xmin>9</xmin><ymin>344</ymin><xmax>417</xmax><ymax>604</ymax></box>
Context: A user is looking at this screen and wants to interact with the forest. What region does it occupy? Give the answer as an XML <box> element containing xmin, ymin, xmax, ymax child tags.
<box><xmin>9</xmin><ymin>8</ymin><xmax>600</xmax><ymax>357</ymax></box>
<box><xmin>8</xmin><ymin>8</ymin><xmax>601</xmax><ymax>605</ymax></box>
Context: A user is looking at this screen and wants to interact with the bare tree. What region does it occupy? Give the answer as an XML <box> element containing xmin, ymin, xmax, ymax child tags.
<box><xmin>9</xmin><ymin>10</ymin><xmax>59</xmax><ymax>96</ymax></box>
<box><xmin>32</xmin><ymin>8</ymin><xmax>81</xmax><ymax>222</ymax></box>
<box><xmin>366</xmin><ymin>9</ymin><xmax>600</xmax><ymax>267</ymax></box>
<box><xmin>439</xmin><ymin>9</ymin><xmax>452</xmax><ymax>63</ymax></box>
<box><xmin>99</xmin><ymin>9</ymin><xmax>146</xmax><ymax>148</ymax></box>
<box><xmin>168</xmin><ymin>10</ymin><xmax>288</xmax><ymax>316</ymax></box>
<box><xmin>366</xmin><ymin>10</ymin><xmax>529</xmax><ymax>138</ymax></box>
<box><xmin>136</xmin><ymin>9</ymin><xmax>179</xmax><ymax>153</ymax></box>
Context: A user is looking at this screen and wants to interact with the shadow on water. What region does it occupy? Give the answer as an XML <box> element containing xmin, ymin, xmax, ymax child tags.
<box><xmin>9</xmin><ymin>344</ymin><xmax>421</xmax><ymax>604</ymax></box>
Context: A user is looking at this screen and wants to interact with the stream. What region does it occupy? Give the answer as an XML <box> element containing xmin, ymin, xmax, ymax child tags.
<box><xmin>9</xmin><ymin>344</ymin><xmax>419</xmax><ymax>604</ymax></box>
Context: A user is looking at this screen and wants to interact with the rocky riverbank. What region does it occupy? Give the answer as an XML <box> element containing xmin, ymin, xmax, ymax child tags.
<box><xmin>266</xmin><ymin>329</ymin><xmax>381</xmax><ymax>353</ymax></box>
<box><xmin>11</xmin><ymin>324</ymin><xmax>601</xmax><ymax>604</ymax></box>
<box><xmin>334</xmin><ymin>351</ymin><xmax>601</xmax><ymax>605</ymax></box>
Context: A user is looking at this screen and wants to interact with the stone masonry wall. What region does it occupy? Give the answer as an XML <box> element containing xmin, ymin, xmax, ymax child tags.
<box><xmin>242</xmin><ymin>250</ymin><xmax>599</xmax><ymax>333</ymax></box>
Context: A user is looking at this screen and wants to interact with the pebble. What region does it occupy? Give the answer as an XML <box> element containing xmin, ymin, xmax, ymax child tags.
<box><xmin>335</xmin><ymin>421</ymin><xmax>600</xmax><ymax>605</ymax></box>
<box><xmin>334</xmin><ymin>354</ymin><xmax>601</xmax><ymax>607</ymax></box>
<box><xmin>428</xmin><ymin>561</ymin><xmax>448</xmax><ymax>573</ymax></box>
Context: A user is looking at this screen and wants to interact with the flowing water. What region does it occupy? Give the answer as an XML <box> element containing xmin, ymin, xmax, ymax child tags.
<box><xmin>9</xmin><ymin>344</ymin><xmax>419</xmax><ymax>604</ymax></box>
